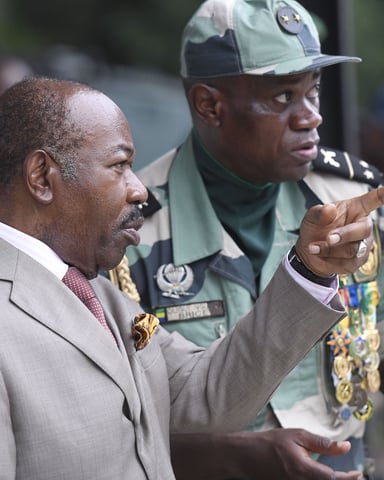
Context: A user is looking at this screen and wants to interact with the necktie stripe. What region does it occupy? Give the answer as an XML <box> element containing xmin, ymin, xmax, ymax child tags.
<box><xmin>62</xmin><ymin>266</ymin><xmax>117</xmax><ymax>345</ymax></box>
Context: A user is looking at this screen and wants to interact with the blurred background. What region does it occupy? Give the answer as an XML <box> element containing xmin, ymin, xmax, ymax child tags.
<box><xmin>1</xmin><ymin>0</ymin><xmax>384</xmax><ymax>171</ymax></box>
<box><xmin>0</xmin><ymin>0</ymin><xmax>383</xmax><ymax>476</ymax></box>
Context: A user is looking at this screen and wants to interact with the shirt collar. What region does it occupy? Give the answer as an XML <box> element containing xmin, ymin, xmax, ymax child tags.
<box><xmin>0</xmin><ymin>222</ymin><xmax>68</xmax><ymax>279</ymax></box>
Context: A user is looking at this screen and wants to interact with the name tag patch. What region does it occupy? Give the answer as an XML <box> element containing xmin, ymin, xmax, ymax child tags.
<box><xmin>155</xmin><ymin>300</ymin><xmax>225</xmax><ymax>323</ymax></box>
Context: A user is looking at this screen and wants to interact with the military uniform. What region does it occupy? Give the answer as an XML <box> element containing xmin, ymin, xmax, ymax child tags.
<box><xmin>121</xmin><ymin>133</ymin><xmax>384</xmax><ymax>473</ymax></box>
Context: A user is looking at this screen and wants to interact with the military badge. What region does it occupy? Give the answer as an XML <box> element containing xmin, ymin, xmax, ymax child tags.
<box><xmin>155</xmin><ymin>263</ymin><xmax>194</xmax><ymax>298</ymax></box>
<box><xmin>276</xmin><ymin>6</ymin><xmax>304</xmax><ymax>34</ymax></box>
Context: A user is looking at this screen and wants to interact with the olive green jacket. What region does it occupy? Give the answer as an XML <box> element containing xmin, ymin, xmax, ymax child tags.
<box><xmin>127</xmin><ymin>133</ymin><xmax>384</xmax><ymax>443</ymax></box>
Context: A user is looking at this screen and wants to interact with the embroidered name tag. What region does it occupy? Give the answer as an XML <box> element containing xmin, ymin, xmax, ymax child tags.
<box><xmin>155</xmin><ymin>300</ymin><xmax>225</xmax><ymax>323</ymax></box>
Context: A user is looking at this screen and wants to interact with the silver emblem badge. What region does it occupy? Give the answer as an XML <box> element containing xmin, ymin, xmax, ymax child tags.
<box><xmin>155</xmin><ymin>263</ymin><xmax>194</xmax><ymax>298</ymax></box>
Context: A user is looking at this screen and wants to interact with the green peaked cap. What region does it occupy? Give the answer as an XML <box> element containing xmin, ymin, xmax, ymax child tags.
<box><xmin>180</xmin><ymin>0</ymin><xmax>361</xmax><ymax>78</ymax></box>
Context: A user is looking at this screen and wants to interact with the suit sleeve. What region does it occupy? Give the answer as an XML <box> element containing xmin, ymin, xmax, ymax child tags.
<box><xmin>159</xmin><ymin>263</ymin><xmax>346</xmax><ymax>433</ymax></box>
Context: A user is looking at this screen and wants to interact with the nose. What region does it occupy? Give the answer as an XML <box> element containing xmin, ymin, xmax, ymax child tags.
<box><xmin>125</xmin><ymin>170</ymin><xmax>148</xmax><ymax>205</ymax></box>
<box><xmin>290</xmin><ymin>98</ymin><xmax>323</xmax><ymax>131</ymax></box>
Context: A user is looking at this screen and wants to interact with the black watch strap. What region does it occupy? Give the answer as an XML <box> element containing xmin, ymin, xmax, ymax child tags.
<box><xmin>288</xmin><ymin>246</ymin><xmax>337</xmax><ymax>287</ymax></box>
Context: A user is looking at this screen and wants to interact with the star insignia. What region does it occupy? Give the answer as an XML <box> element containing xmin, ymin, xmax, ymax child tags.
<box><xmin>276</xmin><ymin>6</ymin><xmax>304</xmax><ymax>34</ymax></box>
<box><xmin>363</xmin><ymin>170</ymin><xmax>374</xmax><ymax>181</ymax></box>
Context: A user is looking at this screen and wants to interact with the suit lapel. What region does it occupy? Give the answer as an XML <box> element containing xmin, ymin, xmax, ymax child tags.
<box><xmin>2</xmin><ymin>240</ymin><xmax>141</xmax><ymax>418</ymax></box>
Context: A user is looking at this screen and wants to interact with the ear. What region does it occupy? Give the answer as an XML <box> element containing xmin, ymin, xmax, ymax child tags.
<box><xmin>188</xmin><ymin>83</ymin><xmax>222</xmax><ymax>127</ymax></box>
<box><xmin>24</xmin><ymin>150</ymin><xmax>59</xmax><ymax>204</ymax></box>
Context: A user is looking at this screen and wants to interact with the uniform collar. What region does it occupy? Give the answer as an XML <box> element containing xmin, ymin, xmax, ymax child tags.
<box><xmin>169</xmin><ymin>133</ymin><xmax>224</xmax><ymax>265</ymax></box>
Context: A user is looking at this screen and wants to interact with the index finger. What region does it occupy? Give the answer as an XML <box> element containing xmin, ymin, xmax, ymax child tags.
<box><xmin>355</xmin><ymin>186</ymin><xmax>384</xmax><ymax>216</ymax></box>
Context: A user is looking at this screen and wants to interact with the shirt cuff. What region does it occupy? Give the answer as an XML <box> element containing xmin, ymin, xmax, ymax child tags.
<box><xmin>283</xmin><ymin>253</ymin><xmax>339</xmax><ymax>305</ymax></box>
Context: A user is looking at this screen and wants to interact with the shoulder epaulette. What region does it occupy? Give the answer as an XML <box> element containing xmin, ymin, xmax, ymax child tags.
<box><xmin>312</xmin><ymin>146</ymin><xmax>383</xmax><ymax>188</ymax></box>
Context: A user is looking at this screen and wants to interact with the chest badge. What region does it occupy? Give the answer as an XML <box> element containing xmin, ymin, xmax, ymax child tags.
<box><xmin>155</xmin><ymin>263</ymin><xmax>194</xmax><ymax>298</ymax></box>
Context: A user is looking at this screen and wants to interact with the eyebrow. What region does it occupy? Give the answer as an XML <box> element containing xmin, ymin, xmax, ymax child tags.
<box><xmin>115</xmin><ymin>144</ymin><xmax>136</xmax><ymax>158</ymax></box>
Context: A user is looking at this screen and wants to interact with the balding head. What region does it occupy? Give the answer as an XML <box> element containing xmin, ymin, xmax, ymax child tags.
<box><xmin>0</xmin><ymin>76</ymin><xmax>148</xmax><ymax>277</ymax></box>
<box><xmin>0</xmin><ymin>76</ymin><xmax>94</xmax><ymax>189</ymax></box>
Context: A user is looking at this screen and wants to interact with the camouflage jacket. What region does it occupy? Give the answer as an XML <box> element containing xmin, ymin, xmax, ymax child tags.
<box><xmin>125</xmin><ymin>133</ymin><xmax>384</xmax><ymax>443</ymax></box>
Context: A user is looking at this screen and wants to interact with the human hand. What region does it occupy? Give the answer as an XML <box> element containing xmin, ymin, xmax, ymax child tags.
<box><xmin>295</xmin><ymin>186</ymin><xmax>384</xmax><ymax>277</ymax></box>
<box><xmin>170</xmin><ymin>429</ymin><xmax>363</xmax><ymax>480</ymax></box>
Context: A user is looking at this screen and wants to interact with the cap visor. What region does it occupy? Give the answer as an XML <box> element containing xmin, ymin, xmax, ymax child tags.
<box><xmin>246</xmin><ymin>54</ymin><xmax>361</xmax><ymax>76</ymax></box>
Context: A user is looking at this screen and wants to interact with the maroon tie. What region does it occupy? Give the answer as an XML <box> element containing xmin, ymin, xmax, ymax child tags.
<box><xmin>63</xmin><ymin>266</ymin><xmax>117</xmax><ymax>344</ymax></box>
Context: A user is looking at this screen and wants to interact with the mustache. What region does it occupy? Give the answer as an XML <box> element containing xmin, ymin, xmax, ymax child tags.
<box><xmin>119</xmin><ymin>205</ymin><xmax>144</xmax><ymax>229</ymax></box>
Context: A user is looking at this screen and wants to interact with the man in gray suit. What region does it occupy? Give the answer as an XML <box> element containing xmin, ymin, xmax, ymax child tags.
<box><xmin>0</xmin><ymin>76</ymin><xmax>379</xmax><ymax>479</ymax></box>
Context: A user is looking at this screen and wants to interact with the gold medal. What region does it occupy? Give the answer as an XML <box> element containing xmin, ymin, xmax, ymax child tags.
<box><xmin>363</xmin><ymin>352</ymin><xmax>380</xmax><ymax>372</ymax></box>
<box><xmin>367</xmin><ymin>370</ymin><xmax>381</xmax><ymax>393</ymax></box>
<box><xmin>365</xmin><ymin>328</ymin><xmax>380</xmax><ymax>352</ymax></box>
<box><xmin>333</xmin><ymin>355</ymin><xmax>351</xmax><ymax>379</ymax></box>
<box><xmin>335</xmin><ymin>379</ymin><xmax>354</xmax><ymax>404</ymax></box>
<box><xmin>332</xmin><ymin>254</ymin><xmax>381</xmax><ymax>420</ymax></box>
<box><xmin>353</xmin><ymin>399</ymin><xmax>374</xmax><ymax>421</ymax></box>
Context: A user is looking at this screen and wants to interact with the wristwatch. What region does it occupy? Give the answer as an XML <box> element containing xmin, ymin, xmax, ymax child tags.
<box><xmin>288</xmin><ymin>246</ymin><xmax>337</xmax><ymax>287</ymax></box>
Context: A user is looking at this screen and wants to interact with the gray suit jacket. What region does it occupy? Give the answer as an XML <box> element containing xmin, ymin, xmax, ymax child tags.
<box><xmin>0</xmin><ymin>238</ymin><xmax>346</xmax><ymax>479</ymax></box>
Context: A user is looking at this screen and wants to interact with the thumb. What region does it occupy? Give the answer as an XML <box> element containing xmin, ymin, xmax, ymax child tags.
<box><xmin>303</xmin><ymin>434</ymin><xmax>351</xmax><ymax>457</ymax></box>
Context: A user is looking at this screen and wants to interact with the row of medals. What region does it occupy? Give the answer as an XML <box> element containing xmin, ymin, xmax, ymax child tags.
<box><xmin>328</xmin><ymin>280</ymin><xmax>381</xmax><ymax>422</ymax></box>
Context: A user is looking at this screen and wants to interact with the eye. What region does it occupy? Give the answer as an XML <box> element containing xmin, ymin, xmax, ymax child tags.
<box><xmin>307</xmin><ymin>82</ymin><xmax>321</xmax><ymax>102</ymax></box>
<box><xmin>275</xmin><ymin>91</ymin><xmax>292</xmax><ymax>104</ymax></box>
<box><xmin>113</xmin><ymin>160</ymin><xmax>130</xmax><ymax>171</ymax></box>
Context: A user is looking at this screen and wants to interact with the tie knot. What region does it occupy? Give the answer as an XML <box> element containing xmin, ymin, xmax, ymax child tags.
<box><xmin>62</xmin><ymin>266</ymin><xmax>96</xmax><ymax>304</ymax></box>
